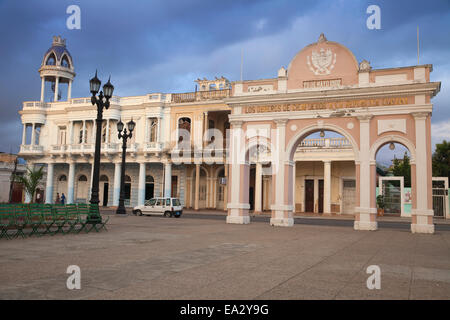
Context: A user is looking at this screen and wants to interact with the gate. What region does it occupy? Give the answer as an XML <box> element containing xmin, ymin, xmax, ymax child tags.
<box><xmin>432</xmin><ymin>177</ymin><xmax>449</xmax><ymax>218</ymax></box>
<box><xmin>379</xmin><ymin>177</ymin><xmax>404</xmax><ymax>216</ymax></box>
<box><xmin>342</xmin><ymin>179</ymin><xmax>356</xmax><ymax>214</ymax></box>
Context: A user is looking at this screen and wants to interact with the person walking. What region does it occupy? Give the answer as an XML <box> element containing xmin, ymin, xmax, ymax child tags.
<box><xmin>61</xmin><ymin>193</ymin><xmax>66</xmax><ymax>205</ymax></box>
<box><xmin>55</xmin><ymin>193</ymin><xmax>60</xmax><ymax>204</ymax></box>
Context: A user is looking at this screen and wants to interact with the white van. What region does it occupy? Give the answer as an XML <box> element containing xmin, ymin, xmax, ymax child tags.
<box><xmin>133</xmin><ymin>197</ymin><xmax>183</xmax><ymax>218</ymax></box>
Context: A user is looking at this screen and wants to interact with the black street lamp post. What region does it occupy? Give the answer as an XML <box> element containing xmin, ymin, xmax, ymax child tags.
<box><xmin>116</xmin><ymin>119</ymin><xmax>136</xmax><ymax>215</ymax></box>
<box><xmin>89</xmin><ymin>71</ymin><xmax>114</xmax><ymax>221</ymax></box>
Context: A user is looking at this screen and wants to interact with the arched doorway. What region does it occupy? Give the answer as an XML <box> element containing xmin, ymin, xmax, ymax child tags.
<box><xmin>375</xmin><ymin>143</ymin><xmax>412</xmax><ymax>217</ymax></box>
<box><xmin>57</xmin><ymin>175</ymin><xmax>67</xmax><ymax>199</ymax></box>
<box><xmin>294</xmin><ymin>129</ymin><xmax>356</xmax><ymax>215</ymax></box>
<box><xmin>99</xmin><ymin>175</ymin><xmax>109</xmax><ymax>206</ymax></box>
<box><xmin>280</xmin><ymin>123</ymin><xmax>359</xmax><ymax>227</ymax></box>
<box><xmin>145</xmin><ymin>175</ymin><xmax>154</xmax><ymax>201</ymax></box>
<box><xmin>190</xmin><ymin>165</ymin><xmax>209</xmax><ymax>209</ymax></box>
<box><xmin>124</xmin><ymin>175</ymin><xmax>132</xmax><ymax>206</ymax></box>
<box><xmin>216</xmin><ymin>168</ymin><xmax>226</xmax><ymax>210</ymax></box>
<box><xmin>76</xmin><ymin>175</ymin><xmax>88</xmax><ymax>203</ymax></box>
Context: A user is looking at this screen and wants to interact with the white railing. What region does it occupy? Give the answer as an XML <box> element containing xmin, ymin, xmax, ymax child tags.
<box><xmin>23</xmin><ymin>101</ymin><xmax>49</xmax><ymax>108</ymax></box>
<box><xmin>19</xmin><ymin>145</ymin><xmax>44</xmax><ymax>153</ymax></box>
<box><xmin>298</xmin><ymin>138</ymin><xmax>351</xmax><ymax>148</ymax></box>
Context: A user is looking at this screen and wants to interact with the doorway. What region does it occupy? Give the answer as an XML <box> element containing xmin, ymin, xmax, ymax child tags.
<box><xmin>171</xmin><ymin>176</ymin><xmax>178</xmax><ymax>198</ymax></box>
<box><xmin>145</xmin><ymin>175</ymin><xmax>154</xmax><ymax>201</ymax></box>
<box><xmin>318</xmin><ymin>179</ymin><xmax>324</xmax><ymax>213</ymax></box>
<box><xmin>102</xmin><ymin>183</ymin><xmax>109</xmax><ymax>206</ymax></box>
<box><xmin>305</xmin><ymin>179</ymin><xmax>314</xmax><ymax>212</ymax></box>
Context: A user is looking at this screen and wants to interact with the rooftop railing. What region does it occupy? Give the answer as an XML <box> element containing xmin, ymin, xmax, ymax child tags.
<box><xmin>171</xmin><ymin>89</ymin><xmax>231</xmax><ymax>103</ymax></box>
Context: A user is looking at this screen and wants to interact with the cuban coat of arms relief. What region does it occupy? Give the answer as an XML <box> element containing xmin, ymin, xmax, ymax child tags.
<box><xmin>307</xmin><ymin>48</ymin><xmax>337</xmax><ymax>75</ymax></box>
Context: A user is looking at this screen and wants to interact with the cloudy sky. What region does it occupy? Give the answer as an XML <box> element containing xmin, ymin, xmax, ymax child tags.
<box><xmin>0</xmin><ymin>0</ymin><xmax>449</xmax><ymax>165</ymax></box>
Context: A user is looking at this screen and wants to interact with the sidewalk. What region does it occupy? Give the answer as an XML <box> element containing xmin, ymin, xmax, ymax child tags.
<box><xmin>100</xmin><ymin>207</ymin><xmax>450</xmax><ymax>225</ymax></box>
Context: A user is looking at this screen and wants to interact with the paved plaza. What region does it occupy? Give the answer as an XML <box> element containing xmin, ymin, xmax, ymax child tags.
<box><xmin>0</xmin><ymin>213</ymin><xmax>449</xmax><ymax>300</ymax></box>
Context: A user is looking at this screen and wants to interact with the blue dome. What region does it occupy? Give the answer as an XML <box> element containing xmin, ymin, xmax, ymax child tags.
<box><xmin>42</xmin><ymin>36</ymin><xmax>73</xmax><ymax>69</ymax></box>
<box><xmin>44</xmin><ymin>45</ymin><xmax>72</xmax><ymax>61</ymax></box>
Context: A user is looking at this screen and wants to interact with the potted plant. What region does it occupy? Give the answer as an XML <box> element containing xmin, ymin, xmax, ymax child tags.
<box><xmin>376</xmin><ymin>194</ymin><xmax>385</xmax><ymax>216</ymax></box>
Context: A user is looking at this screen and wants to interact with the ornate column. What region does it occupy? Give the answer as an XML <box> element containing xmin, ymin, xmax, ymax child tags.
<box><xmin>354</xmin><ymin>115</ymin><xmax>377</xmax><ymax>230</ymax></box>
<box><xmin>138</xmin><ymin>162</ymin><xmax>146</xmax><ymax>206</ymax></box>
<box><xmin>67</xmin><ymin>80</ymin><xmax>72</xmax><ymax>100</ymax></box>
<box><xmin>22</xmin><ymin>124</ymin><xmax>27</xmax><ymax>145</ymax></box>
<box><xmin>69</xmin><ymin>121</ymin><xmax>74</xmax><ymax>145</ymax></box>
<box><xmin>223</xmin><ymin>164</ymin><xmax>228</xmax><ymax>210</ymax></box>
<box><xmin>45</xmin><ymin>163</ymin><xmax>54</xmax><ymax>204</ymax></box>
<box><xmin>226</xmin><ymin>120</ymin><xmax>250</xmax><ymax>224</ymax></box>
<box><xmin>254</xmin><ymin>162</ymin><xmax>263</xmax><ymax>213</ymax></box>
<box><xmin>40</xmin><ymin>77</ymin><xmax>45</xmax><ymax>102</ymax></box>
<box><xmin>82</xmin><ymin>120</ymin><xmax>86</xmax><ymax>144</ymax></box>
<box><xmin>164</xmin><ymin>162</ymin><xmax>172</xmax><ymax>198</ymax></box>
<box><xmin>67</xmin><ymin>162</ymin><xmax>75</xmax><ymax>204</ymax></box>
<box><xmin>31</xmin><ymin>123</ymin><xmax>36</xmax><ymax>146</ymax></box>
<box><xmin>323</xmin><ymin>160</ymin><xmax>331</xmax><ymax>214</ymax></box>
<box><xmin>53</xmin><ymin>77</ymin><xmax>59</xmax><ymax>102</ymax></box>
<box><xmin>194</xmin><ymin>163</ymin><xmax>200</xmax><ymax>210</ymax></box>
<box><xmin>106</xmin><ymin>119</ymin><xmax>110</xmax><ymax>144</ymax></box>
<box><xmin>113</xmin><ymin>162</ymin><xmax>121</xmax><ymax>206</ymax></box>
<box><xmin>411</xmin><ymin>112</ymin><xmax>434</xmax><ymax>233</ymax></box>
<box><xmin>270</xmin><ymin>119</ymin><xmax>294</xmax><ymax>226</ymax></box>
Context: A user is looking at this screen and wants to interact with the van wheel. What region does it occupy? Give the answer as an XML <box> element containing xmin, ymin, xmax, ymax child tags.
<box><xmin>164</xmin><ymin>211</ymin><xmax>172</xmax><ymax>218</ymax></box>
<box><xmin>136</xmin><ymin>210</ymin><xmax>142</xmax><ymax>216</ymax></box>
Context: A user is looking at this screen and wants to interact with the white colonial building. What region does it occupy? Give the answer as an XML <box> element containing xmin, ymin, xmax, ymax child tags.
<box><xmin>19</xmin><ymin>34</ymin><xmax>442</xmax><ymax>233</ymax></box>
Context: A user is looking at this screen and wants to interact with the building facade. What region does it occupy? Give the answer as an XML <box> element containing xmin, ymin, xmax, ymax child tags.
<box><xmin>19</xmin><ymin>34</ymin><xmax>441</xmax><ymax>233</ymax></box>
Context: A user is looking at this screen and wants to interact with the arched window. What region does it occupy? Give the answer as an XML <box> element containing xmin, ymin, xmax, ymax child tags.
<box><xmin>149</xmin><ymin>118</ymin><xmax>158</xmax><ymax>142</ymax></box>
<box><xmin>78</xmin><ymin>175</ymin><xmax>88</xmax><ymax>182</ymax></box>
<box><xmin>46</xmin><ymin>53</ymin><xmax>56</xmax><ymax>66</ymax></box>
<box><xmin>100</xmin><ymin>175</ymin><xmax>109</xmax><ymax>182</ymax></box>
<box><xmin>125</xmin><ymin>175</ymin><xmax>131</xmax><ymax>183</ymax></box>
<box><xmin>59</xmin><ymin>175</ymin><xmax>67</xmax><ymax>181</ymax></box>
<box><xmin>146</xmin><ymin>175</ymin><xmax>154</xmax><ymax>183</ymax></box>
<box><xmin>178</xmin><ymin>117</ymin><xmax>191</xmax><ymax>143</ymax></box>
<box><xmin>61</xmin><ymin>55</ymin><xmax>70</xmax><ymax>68</ymax></box>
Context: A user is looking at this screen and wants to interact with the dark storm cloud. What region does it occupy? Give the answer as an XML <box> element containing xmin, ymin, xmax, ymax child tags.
<box><xmin>0</xmin><ymin>0</ymin><xmax>449</xmax><ymax>156</ymax></box>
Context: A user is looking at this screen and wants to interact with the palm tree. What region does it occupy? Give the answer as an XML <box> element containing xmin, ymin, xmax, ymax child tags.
<box><xmin>14</xmin><ymin>166</ymin><xmax>44</xmax><ymax>203</ymax></box>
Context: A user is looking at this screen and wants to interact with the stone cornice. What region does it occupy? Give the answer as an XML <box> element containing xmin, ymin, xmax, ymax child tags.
<box><xmin>224</xmin><ymin>82</ymin><xmax>441</xmax><ymax>107</ymax></box>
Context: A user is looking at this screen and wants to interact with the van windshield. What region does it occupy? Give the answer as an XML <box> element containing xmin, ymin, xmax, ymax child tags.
<box><xmin>172</xmin><ymin>199</ymin><xmax>180</xmax><ymax>206</ymax></box>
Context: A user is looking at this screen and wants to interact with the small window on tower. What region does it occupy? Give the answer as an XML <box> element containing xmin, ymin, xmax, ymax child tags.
<box><xmin>46</xmin><ymin>53</ymin><xmax>56</xmax><ymax>66</ymax></box>
<box><xmin>61</xmin><ymin>56</ymin><xmax>70</xmax><ymax>68</ymax></box>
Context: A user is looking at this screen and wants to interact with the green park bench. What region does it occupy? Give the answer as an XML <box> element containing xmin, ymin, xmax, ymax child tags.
<box><xmin>0</xmin><ymin>203</ymin><xmax>108</xmax><ymax>239</ymax></box>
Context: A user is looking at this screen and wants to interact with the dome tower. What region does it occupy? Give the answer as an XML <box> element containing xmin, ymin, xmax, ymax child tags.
<box><xmin>38</xmin><ymin>36</ymin><xmax>76</xmax><ymax>102</ymax></box>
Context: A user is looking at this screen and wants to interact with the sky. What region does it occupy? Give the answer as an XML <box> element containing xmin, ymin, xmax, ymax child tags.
<box><xmin>0</xmin><ymin>0</ymin><xmax>449</xmax><ymax>166</ymax></box>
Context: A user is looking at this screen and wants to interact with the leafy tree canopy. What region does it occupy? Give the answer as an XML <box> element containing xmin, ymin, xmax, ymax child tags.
<box><xmin>432</xmin><ymin>140</ymin><xmax>450</xmax><ymax>181</ymax></box>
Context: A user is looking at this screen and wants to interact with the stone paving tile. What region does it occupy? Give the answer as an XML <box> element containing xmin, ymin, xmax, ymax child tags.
<box><xmin>0</xmin><ymin>214</ymin><xmax>449</xmax><ymax>300</ymax></box>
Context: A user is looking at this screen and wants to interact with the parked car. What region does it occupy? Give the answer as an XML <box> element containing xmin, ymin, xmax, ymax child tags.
<box><xmin>133</xmin><ymin>197</ymin><xmax>183</xmax><ymax>218</ymax></box>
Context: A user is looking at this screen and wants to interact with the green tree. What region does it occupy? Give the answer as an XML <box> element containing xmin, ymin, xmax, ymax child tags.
<box><xmin>390</xmin><ymin>152</ymin><xmax>411</xmax><ymax>187</ymax></box>
<box><xmin>432</xmin><ymin>140</ymin><xmax>450</xmax><ymax>180</ymax></box>
<box><xmin>14</xmin><ymin>166</ymin><xmax>44</xmax><ymax>203</ymax></box>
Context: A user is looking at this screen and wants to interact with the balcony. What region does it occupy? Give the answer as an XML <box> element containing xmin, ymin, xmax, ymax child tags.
<box><xmin>22</xmin><ymin>101</ymin><xmax>50</xmax><ymax>109</ymax></box>
<box><xmin>171</xmin><ymin>89</ymin><xmax>231</xmax><ymax>103</ymax></box>
<box><xmin>298</xmin><ymin>138</ymin><xmax>352</xmax><ymax>149</ymax></box>
<box><xmin>143</xmin><ymin>141</ymin><xmax>164</xmax><ymax>153</ymax></box>
<box><xmin>19</xmin><ymin>145</ymin><xmax>44</xmax><ymax>154</ymax></box>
